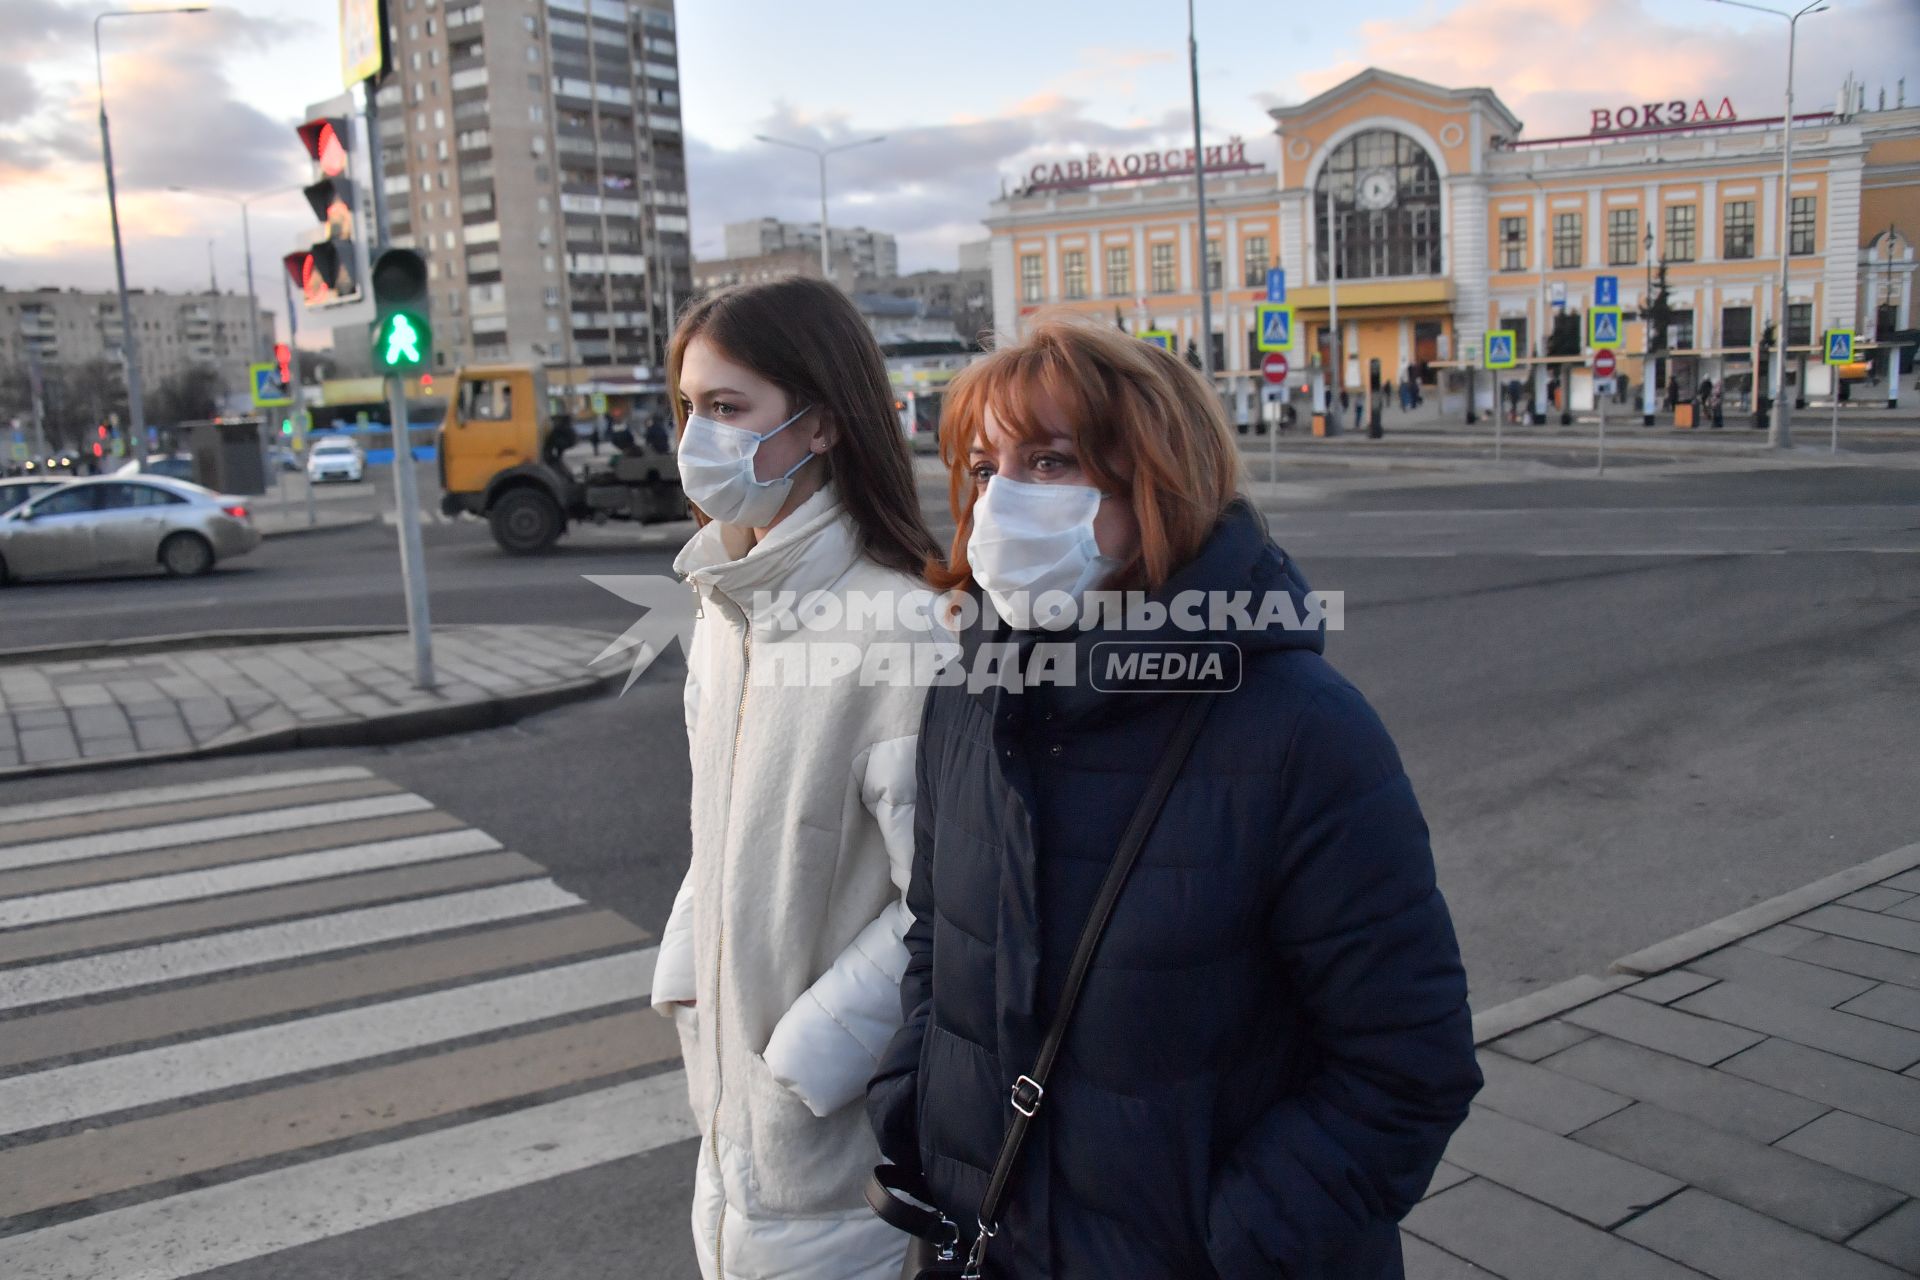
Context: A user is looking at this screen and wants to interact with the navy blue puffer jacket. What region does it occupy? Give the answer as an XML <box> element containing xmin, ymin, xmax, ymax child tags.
<box><xmin>868</xmin><ymin>499</ymin><xmax>1480</xmax><ymax>1279</ymax></box>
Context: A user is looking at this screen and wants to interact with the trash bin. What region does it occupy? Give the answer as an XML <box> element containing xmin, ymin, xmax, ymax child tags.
<box><xmin>1674</xmin><ymin>403</ymin><xmax>1695</xmax><ymax>429</ymax></box>
<box><xmin>183</xmin><ymin>419</ymin><xmax>268</xmax><ymax>495</ymax></box>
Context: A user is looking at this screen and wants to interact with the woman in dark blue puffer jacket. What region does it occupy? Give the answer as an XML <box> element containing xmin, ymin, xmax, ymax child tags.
<box><xmin>867</xmin><ymin>318</ymin><xmax>1481</xmax><ymax>1279</ymax></box>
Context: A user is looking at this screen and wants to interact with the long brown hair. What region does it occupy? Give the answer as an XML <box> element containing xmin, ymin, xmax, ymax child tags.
<box><xmin>931</xmin><ymin>316</ymin><xmax>1242</xmax><ymax>593</ymax></box>
<box><xmin>667</xmin><ymin>278</ymin><xmax>941</xmax><ymax>579</ymax></box>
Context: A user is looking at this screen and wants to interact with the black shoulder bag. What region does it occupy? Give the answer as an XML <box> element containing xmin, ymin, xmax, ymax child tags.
<box><xmin>866</xmin><ymin>692</ymin><xmax>1217</xmax><ymax>1279</ymax></box>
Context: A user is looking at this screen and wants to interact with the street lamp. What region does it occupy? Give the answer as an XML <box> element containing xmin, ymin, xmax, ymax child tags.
<box><xmin>1519</xmin><ymin>170</ymin><xmax>1551</xmax><ymax>425</ymax></box>
<box><xmin>96</xmin><ymin>5</ymin><xmax>210</xmax><ymax>467</ymax></box>
<box><xmin>168</xmin><ymin>184</ymin><xmax>300</xmax><ymax>364</ymax></box>
<box><xmin>751</xmin><ymin>134</ymin><xmax>886</xmax><ymax>280</ymax></box>
<box><xmin>1709</xmin><ymin>0</ymin><xmax>1829</xmax><ymax>449</ymax></box>
<box><xmin>1643</xmin><ymin>227</ymin><xmax>1659</xmax><ymax>426</ymax></box>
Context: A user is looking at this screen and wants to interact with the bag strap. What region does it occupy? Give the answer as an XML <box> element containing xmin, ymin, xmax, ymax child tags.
<box><xmin>963</xmin><ymin>691</ymin><xmax>1216</xmax><ymax>1276</ymax></box>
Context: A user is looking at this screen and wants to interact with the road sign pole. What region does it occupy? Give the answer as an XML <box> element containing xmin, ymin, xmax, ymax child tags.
<box><xmin>365</xmin><ymin>76</ymin><xmax>434</xmax><ymax>692</ymax></box>
<box><xmin>1830</xmin><ymin>376</ymin><xmax>1839</xmax><ymax>454</ymax></box>
<box><xmin>1598</xmin><ymin>382</ymin><xmax>1607</xmax><ymax>476</ymax></box>
<box><xmin>283</xmin><ymin>269</ymin><xmax>315</xmax><ymax>529</ymax></box>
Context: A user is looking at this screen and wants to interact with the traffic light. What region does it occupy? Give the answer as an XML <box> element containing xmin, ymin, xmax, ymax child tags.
<box><xmin>370</xmin><ymin>248</ymin><xmax>431</xmax><ymax>375</ymax></box>
<box><xmin>275</xmin><ymin>342</ymin><xmax>292</xmax><ymax>386</ymax></box>
<box><xmin>284</xmin><ymin>115</ymin><xmax>363</xmax><ymax>308</ymax></box>
<box><xmin>282</xmin><ymin>418</ymin><xmax>294</xmax><ymax>436</ymax></box>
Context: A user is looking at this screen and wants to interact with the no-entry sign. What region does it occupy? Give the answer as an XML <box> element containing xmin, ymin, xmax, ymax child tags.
<box><xmin>1593</xmin><ymin>348</ymin><xmax>1617</xmax><ymax>378</ymax></box>
<box><xmin>1261</xmin><ymin>352</ymin><xmax>1290</xmax><ymax>384</ymax></box>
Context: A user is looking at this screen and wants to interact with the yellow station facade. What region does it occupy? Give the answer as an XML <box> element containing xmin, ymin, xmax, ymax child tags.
<box><xmin>986</xmin><ymin>68</ymin><xmax>1917</xmax><ymax>416</ymax></box>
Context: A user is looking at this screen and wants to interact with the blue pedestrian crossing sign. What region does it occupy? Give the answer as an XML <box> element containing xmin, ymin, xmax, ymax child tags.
<box><xmin>1141</xmin><ymin>329</ymin><xmax>1174</xmax><ymax>352</ymax></box>
<box><xmin>1594</xmin><ymin>275</ymin><xmax>1619</xmax><ymax>308</ymax></box>
<box><xmin>1256</xmin><ymin>303</ymin><xmax>1294</xmax><ymax>352</ymax></box>
<box><xmin>1823</xmin><ymin>329</ymin><xmax>1855</xmax><ymax>364</ymax></box>
<box><xmin>1266</xmin><ymin>267</ymin><xmax>1286</xmax><ymax>303</ymax></box>
<box><xmin>1484</xmin><ymin>329</ymin><xmax>1517</xmax><ymax>370</ymax></box>
<box><xmin>249</xmin><ymin>361</ymin><xmax>291</xmax><ymax>408</ymax></box>
<box><xmin>1588</xmin><ymin>306</ymin><xmax>1623</xmax><ymax>349</ymax></box>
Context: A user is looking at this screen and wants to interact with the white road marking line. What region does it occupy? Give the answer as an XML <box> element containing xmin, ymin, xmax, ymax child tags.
<box><xmin>0</xmin><ymin>1071</ymin><xmax>697</xmax><ymax>1280</ymax></box>
<box><xmin>0</xmin><ymin>829</ymin><xmax>503</xmax><ymax>930</ymax></box>
<box><xmin>0</xmin><ymin>948</ymin><xmax>659</xmax><ymax>1137</ymax></box>
<box><xmin>0</xmin><ymin>795</ymin><xmax>433</xmax><ymax>873</ymax></box>
<box><xmin>0</xmin><ymin>880</ymin><xmax>583</xmax><ymax>1013</ymax></box>
<box><xmin>0</xmin><ymin>765</ymin><xmax>373</xmax><ymax>828</ymax></box>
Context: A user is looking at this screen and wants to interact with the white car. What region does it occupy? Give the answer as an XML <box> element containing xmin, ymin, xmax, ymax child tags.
<box><xmin>307</xmin><ymin>437</ymin><xmax>366</xmax><ymax>484</ymax></box>
<box><xmin>0</xmin><ymin>475</ymin><xmax>260</xmax><ymax>583</ymax></box>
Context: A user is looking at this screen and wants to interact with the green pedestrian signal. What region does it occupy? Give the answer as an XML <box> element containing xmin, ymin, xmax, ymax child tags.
<box><xmin>368</xmin><ymin>247</ymin><xmax>431</xmax><ymax>376</ymax></box>
<box><xmin>375</xmin><ymin>311</ymin><xmax>428</xmax><ymax>372</ymax></box>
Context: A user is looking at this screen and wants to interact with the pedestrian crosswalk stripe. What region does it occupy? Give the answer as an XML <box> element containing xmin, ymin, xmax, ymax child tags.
<box><xmin>0</xmin><ymin>793</ymin><xmax>434</xmax><ymax>873</ymax></box>
<box><xmin>0</xmin><ymin>766</ymin><xmax>684</xmax><ymax>1277</ymax></box>
<box><xmin>0</xmin><ymin>764</ymin><xmax>374</xmax><ymax>826</ymax></box>
<box><xmin>0</xmin><ymin>878</ymin><xmax>584</xmax><ymax>1011</ymax></box>
<box><xmin>0</xmin><ymin>807</ymin><xmax>466</xmax><ymax>899</ymax></box>
<box><xmin>0</xmin><ymin>828</ymin><xmax>501</xmax><ymax>929</ymax></box>
<box><xmin>0</xmin><ymin>1072</ymin><xmax>697</xmax><ymax>1280</ymax></box>
<box><xmin>0</xmin><ymin>774</ymin><xmax>404</xmax><ymax>847</ymax></box>
<box><xmin>0</xmin><ymin>948</ymin><xmax>659</xmax><ymax>1138</ymax></box>
<box><xmin>0</xmin><ymin>850</ymin><xmax>547</xmax><ymax>968</ymax></box>
<box><xmin>0</xmin><ymin>1008</ymin><xmax>684</xmax><ymax>1222</ymax></box>
<box><xmin>0</xmin><ymin>909</ymin><xmax>647</xmax><ymax>1073</ymax></box>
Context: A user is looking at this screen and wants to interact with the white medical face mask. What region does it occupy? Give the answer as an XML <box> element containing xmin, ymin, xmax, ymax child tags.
<box><xmin>676</xmin><ymin>404</ymin><xmax>816</xmax><ymax>527</ymax></box>
<box><xmin>967</xmin><ymin>476</ymin><xmax>1120</xmax><ymax>630</ymax></box>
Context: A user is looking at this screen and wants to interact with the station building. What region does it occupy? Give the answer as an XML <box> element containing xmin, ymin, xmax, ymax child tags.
<box><xmin>985</xmin><ymin>68</ymin><xmax>1917</xmax><ymax>416</ymax></box>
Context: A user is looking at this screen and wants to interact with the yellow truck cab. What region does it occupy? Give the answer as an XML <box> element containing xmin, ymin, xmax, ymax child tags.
<box><xmin>437</xmin><ymin>364</ymin><xmax>685</xmax><ymax>553</ymax></box>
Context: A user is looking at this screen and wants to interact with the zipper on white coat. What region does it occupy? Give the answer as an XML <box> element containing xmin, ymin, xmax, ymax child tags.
<box><xmin>705</xmin><ymin>583</ymin><xmax>750</xmax><ymax>1277</ymax></box>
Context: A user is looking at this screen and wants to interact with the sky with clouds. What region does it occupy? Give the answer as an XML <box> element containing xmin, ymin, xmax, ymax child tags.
<box><xmin>2</xmin><ymin>0</ymin><xmax>1915</xmax><ymax>344</ymax></box>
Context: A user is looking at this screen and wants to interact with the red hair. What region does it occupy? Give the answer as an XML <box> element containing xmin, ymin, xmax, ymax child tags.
<box><xmin>930</xmin><ymin>315</ymin><xmax>1243</xmax><ymax>593</ymax></box>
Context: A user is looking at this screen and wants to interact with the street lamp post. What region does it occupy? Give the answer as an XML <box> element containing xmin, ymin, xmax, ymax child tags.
<box><xmin>170</xmin><ymin>185</ymin><xmax>300</xmax><ymax>365</ymax></box>
<box><xmin>1187</xmin><ymin>0</ymin><xmax>1216</xmax><ymax>384</ymax></box>
<box><xmin>1521</xmin><ymin>170</ymin><xmax>1551</xmax><ymax>425</ymax></box>
<box><xmin>1709</xmin><ymin>0</ymin><xmax>1829</xmax><ymax>449</ymax></box>
<box><xmin>752</xmin><ymin>134</ymin><xmax>886</xmax><ymax>282</ymax></box>
<box><xmin>96</xmin><ymin>6</ymin><xmax>209</xmax><ymax>468</ymax></box>
<box><xmin>1643</xmin><ymin>228</ymin><xmax>1659</xmax><ymax>426</ymax></box>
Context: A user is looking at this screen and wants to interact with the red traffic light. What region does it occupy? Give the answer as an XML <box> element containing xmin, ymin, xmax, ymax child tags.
<box><xmin>275</xmin><ymin>342</ymin><xmax>292</xmax><ymax>385</ymax></box>
<box><xmin>97</xmin><ymin>424</ymin><xmax>109</xmax><ymax>438</ymax></box>
<box><xmin>296</xmin><ymin>118</ymin><xmax>350</xmax><ymax>177</ymax></box>
<box><xmin>283</xmin><ymin>244</ymin><xmax>355</xmax><ymax>306</ymax></box>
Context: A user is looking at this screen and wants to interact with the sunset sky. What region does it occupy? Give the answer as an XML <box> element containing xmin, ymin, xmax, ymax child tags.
<box><xmin>2</xmin><ymin>0</ymin><xmax>1914</xmax><ymax>344</ymax></box>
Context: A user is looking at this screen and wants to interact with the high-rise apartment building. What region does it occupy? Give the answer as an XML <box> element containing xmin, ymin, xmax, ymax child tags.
<box><xmin>0</xmin><ymin>287</ymin><xmax>272</xmax><ymax>395</ymax></box>
<box><xmin>722</xmin><ymin>219</ymin><xmax>899</xmax><ymax>280</ymax></box>
<box><xmin>375</xmin><ymin>0</ymin><xmax>689</xmax><ymax>374</ymax></box>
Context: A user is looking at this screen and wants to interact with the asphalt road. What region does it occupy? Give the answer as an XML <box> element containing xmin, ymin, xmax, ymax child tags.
<box><xmin>2</xmin><ymin>454</ymin><xmax>1918</xmax><ymax>1278</ymax></box>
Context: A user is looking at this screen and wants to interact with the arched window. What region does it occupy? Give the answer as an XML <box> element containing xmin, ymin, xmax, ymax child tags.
<box><xmin>1314</xmin><ymin>129</ymin><xmax>1443</xmax><ymax>280</ymax></box>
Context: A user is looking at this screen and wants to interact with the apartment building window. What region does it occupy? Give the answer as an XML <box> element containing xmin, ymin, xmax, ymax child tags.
<box><xmin>1150</xmin><ymin>243</ymin><xmax>1176</xmax><ymax>292</ymax></box>
<box><xmin>1499</xmin><ymin>217</ymin><xmax>1527</xmax><ymax>271</ymax></box>
<box><xmin>1553</xmin><ymin>212</ymin><xmax>1582</xmax><ymax>268</ymax></box>
<box><xmin>1790</xmin><ymin>196</ymin><xmax>1816</xmax><ymax>255</ymax></box>
<box><xmin>1787</xmin><ymin>302</ymin><xmax>1812</xmax><ymax>347</ymax></box>
<box><xmin>1105</xmin><ymin>245</ymin><xmax>1131</xmax><ymax>296</ymax></box>
<box><xmin>1204</xmin><ymin>239</ymin><xmax>1222</xmax><ymax>290</ymax></box>
<box><xmin>1241</xmin><ymin>235</ymin><xmax>1269</xmax><ymax>287</ymax></box>
<box><xmin>1062</xmin><ymin>250</ymin><xmax>1087</xmax><ymax>300</ymax></box>
<box><xmin>1669</xmin><ymin>309</ymin><xmax>1694</xmax><ymax>350</ymax></box>
<box><xmin>1664</xmin><ymin>205</ymin><xmax>1696</xmax><ymax>263</ymax></box>
<box><xmin>1608</xmin><ymin>209</ymin><xmax>1639</xmax><ymax>265</ymax></box>
<box><xmin>1723</xmin><ymin>200</ymin><xmax>1754</xmax><ymax>258</ymax></box>
<box><xmin>1020</xmin><ymin>253</ymin><xmax>1044</xmax><ymax>304</ymax></box>
<box><xmin>1721</xmin><ymin>306</ymin><xmax>1752</xmax><ymax>348</ymax></box>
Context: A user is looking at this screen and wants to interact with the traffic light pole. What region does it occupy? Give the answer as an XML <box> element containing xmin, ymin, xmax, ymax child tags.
<box><xmin>281</xmin><ymin>268</ymin><xmax>315</xmax><ymax>529</ymax></box>
<box><xmin>362</xmin><ymin>79</ymin><xmax>435</xmax><ymax>692</ymax></box>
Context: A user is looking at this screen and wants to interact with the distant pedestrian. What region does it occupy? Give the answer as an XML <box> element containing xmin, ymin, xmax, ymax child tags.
<box><xmin>1353</xmin><ymin>393</ymin><xmax>1364</xmax><ymax>433</ymax></box>
<box><xmin>644</xmin><ymin>413</ymin><xmax>671</xmax><ymax>455</ymax></box>
<box><xmin>1710</xmin><ymin>382</ymin><xmax>1724</xmax><ymax>429</ymax></box>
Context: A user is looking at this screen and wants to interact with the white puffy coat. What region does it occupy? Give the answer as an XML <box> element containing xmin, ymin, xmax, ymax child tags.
<box><xmin>654</xmin><ymin>484</ymin><xmax>937</xmax><ymax>1280</ymax></box>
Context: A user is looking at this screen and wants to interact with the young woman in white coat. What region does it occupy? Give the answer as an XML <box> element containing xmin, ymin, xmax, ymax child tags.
<box><xmin>651</xmin><ymin>277</ymin><xmax>944</xmax><ymax>1280</ymax></box>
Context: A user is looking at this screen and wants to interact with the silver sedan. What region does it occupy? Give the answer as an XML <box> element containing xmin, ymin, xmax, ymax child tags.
<box><xmin>0</xmin><ymin>476</ymin><xmax>262</xmax><ymax>584</ymax></box>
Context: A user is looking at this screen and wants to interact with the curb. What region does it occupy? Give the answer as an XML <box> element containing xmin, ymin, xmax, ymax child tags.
<box><xmin>0</xmin><ymin>627</ymin><xmax>406</xmax><ymax>665</ymax></box>
<box><xmin>0</xmin><ymin>667</ymin><xmax>624</xmax><ymax>782</ymax></box>
<box><xmin>258</xmin><ymin>514</ymin><xmax>380</xmax><ymax>539</ymax></box>
<box><xmin>1470</xmin><ymin>837</ymin><xmax>1920</xmax><ymax>1047</ymax></box>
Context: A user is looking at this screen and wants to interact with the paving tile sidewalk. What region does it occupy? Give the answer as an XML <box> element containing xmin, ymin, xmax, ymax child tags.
<box><xmin>1405</xmin><ymin>839</ymin><xmax>1920</xmax><ymax>1278</ymax></box>
<box><xmin>0</xmin><ymin>625</ymin><xmax>624</xmax><ymax>777</ymax></box>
